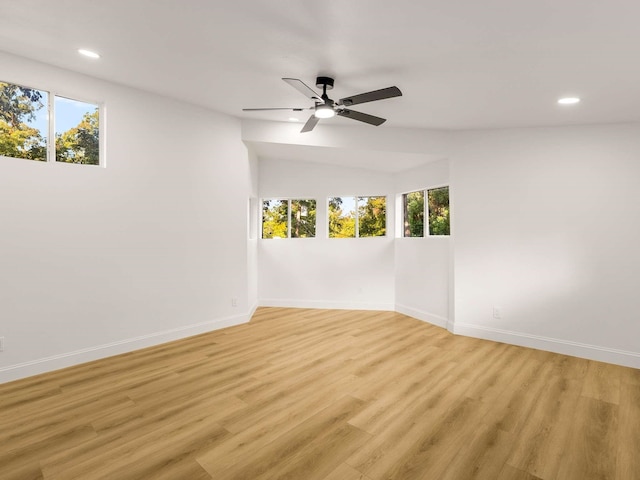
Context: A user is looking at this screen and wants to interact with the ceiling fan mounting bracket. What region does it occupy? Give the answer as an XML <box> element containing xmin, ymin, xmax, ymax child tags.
<box><xmin>316</xmin><ymin>76</ymin><xmax>334</xmax><ymax>90</ymax></box>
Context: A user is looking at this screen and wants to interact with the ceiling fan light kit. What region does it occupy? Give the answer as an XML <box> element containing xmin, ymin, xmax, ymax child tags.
<box><xmin>314</xmin><ymin>104</ymin><xmax>335</xmax><ymax>118</ymax></box>
<box><xmin>243</xmin><ymin>76</ymin><xmax>402</xmax><ymax>132</ymax></box>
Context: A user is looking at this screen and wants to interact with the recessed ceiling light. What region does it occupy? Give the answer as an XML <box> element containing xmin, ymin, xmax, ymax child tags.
<box><xmin>558</xmin><ymin>97</ymin><xmax>580</xmax><ymax>105</ymax></box>
<box><xmin>78</xmin><ymin>49</ymin><xmax>100</xmax><ymax>59</ymax></box>
<box><xmin>288</xmin><ymin>117</ymin><xmax>299</xmax><ymax>122</ymax></box>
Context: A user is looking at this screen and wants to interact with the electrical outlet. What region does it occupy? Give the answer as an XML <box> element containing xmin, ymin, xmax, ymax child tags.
<box><xmin>0</xmin><ymin>336</ymin><xmax>4</xmax><ymax>352</ymax></box>
<box><xmin>493</xmin><ymin>307</ymin><xmax>502</xmax><ymax>319</ymax></box>
<box><xmin>231</xmin><ymin>297</ymin><xmax>238</xmax><ymax>307</ymax></box>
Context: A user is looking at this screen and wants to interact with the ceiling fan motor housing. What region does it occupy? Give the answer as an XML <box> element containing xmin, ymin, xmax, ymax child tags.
<box><xmin>316</xmin><ymin>76</ymin><xmax>334</xmax><ymax>90</ymax></box>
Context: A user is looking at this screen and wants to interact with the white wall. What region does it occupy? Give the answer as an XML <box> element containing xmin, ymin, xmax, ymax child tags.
<box><xmin>451</xmin><ymin>124</ymin><xmax>640</xmax><ymax>367</ymax></box>
<box><xmin>0</xmin><ymin>52</ymin><xmax>253</xmax><ymax>383</ymax></box>
<box><xmin>245</xmin><ymin>119</ymin><xmax>640</xmax><ymax>368</ymax></box>
<box><xmin>258</xmin><ymin>157</ymin><xmax>395</xmax><ymax>310</ymax></box>
<box><xmin>246</xmin><ymin>148</ymin><xmax>260</xmax><ymax>311</ymax></box>
<box><xmin>394</xmin><ymin>159</ymin><xmax>451</xmax><ymax>327</ymax></box>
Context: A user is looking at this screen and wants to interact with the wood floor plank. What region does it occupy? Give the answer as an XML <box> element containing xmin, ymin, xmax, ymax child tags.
<box><xmin>616</xmin><ymin>382</ymin><xmax>640</xmax><ymax>479</ymax></box>
<box><xmin>581</xmin><ymin>360</ymin><xmax>622</xmax><ymax>404</ymax></box>
<box><xmin>497</xmin><ymin>464</ymin><xmax>544</xmax><ymax>480</ymax></box>
<box><xmin>0</xmin><ymin>307</ymin><xmax>637</xmax><ymax>480</ymax></box>
<box><xmin>195</xmin><ymin>375</ymin><xmax>363</xmax><ymax>476</ymax></box>
<box><xmin>323</xmin><ymin>462</ymin><xmax>372</xmax><ymax>480</ymax></box>
<box><xmin>345</xmin><ymin>374</ymin><xmax>475</xmax><ymax>478</ymax></box>
<box><xmin>555</xmin><ymin>396</ymin><xmax>619</xmax><ymax>479</ymax></box>
<box><xmin>439</xmin><ymin>421</ymin><xmax>515</xmax><ymax>480</ymax></box>
<box><xmin>197</xmin><ymin>395</ymin><xmax>368</xmax><ymax>480</ymax></box>
<box><xmin>505</xmin><ymin>354</ymin><xmax>585</xmax><ymax>479</ymax></box>
<box><xmin>1</xmin><ymin>425</ymin><xmax>97</xmax><ymax>480</ymax></box>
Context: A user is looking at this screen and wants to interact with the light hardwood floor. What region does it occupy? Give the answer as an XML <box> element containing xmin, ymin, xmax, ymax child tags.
<box><xmin>1</xmin><ymin>307</ymin><xmax>639</xmax><ymax>479</ymax></box>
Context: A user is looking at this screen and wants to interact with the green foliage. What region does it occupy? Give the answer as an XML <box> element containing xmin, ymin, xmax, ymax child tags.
<box><xmin>1</xmin><ymin>82</ymin><xmax>101</xmax><ymax>164</ymax></box>
<box><xmin>358</xmin><ymin>196</ymin><xmax>386</xmax><ymax>237</ymax></box>
<box><xmin>291</xmin><ymin>199</ymin><xmax>316</xmax><ymax>238</ymax></box>
<box><xmin>55</xmin><ymin>109</ymin><xmax>100</xmax><ymax>165</ymax></box>
<box><xmin>328</xmin><ymin>197</ymin><xmax>355</xmax><ymax>238</ymax></box>
<box><xmin>428</xmin><ymin>187</ymin><xmax>450</xmax><ymax>235</ymax></box>
<box><xmin>329</xmin><ymin>196</ymin><xmax>386</xmax><ymax>237</ymax></box>
<box><xmin>0</xmin><ymin>120</ymin><xmax>46</xmax><ymax>160</ymax></box>
<box><xmin>403</xmin><ymin>191</ymin><xmax>424</xmax><ymax>237</ymax></box>
<box><xmin>262</xmin><ymin>199</ymin><xmax>288</xmax><ymax>238</ymax></box>
<box><xmin>0</xmin><ymin>82</ymin><xmax>47</xmax><ymax>161</ymax></box>
<box><xmin>0</xmin><ymin>82</ymin><xmax>43</xmax><ymax>126</ymax></box>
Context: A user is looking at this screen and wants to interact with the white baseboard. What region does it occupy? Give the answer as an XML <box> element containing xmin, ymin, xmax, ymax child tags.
<box><xmin>259</xmin><ymin>298</ymin><xmax>395</xmax><ymax>311</ymax></box>
<box><xmin>453</xmin><ymin>322</ymin><xmax>640</xmax><ymax>369</ymax></box>
<box><xmin>394</xmin><ymin>303</ymin><xmax>449</xmax><ymax>329</ymax></box>
<box><xmin>0</xmin><ymin>309</ymin><xmax>255</xmax><ymax>385</ymax></box>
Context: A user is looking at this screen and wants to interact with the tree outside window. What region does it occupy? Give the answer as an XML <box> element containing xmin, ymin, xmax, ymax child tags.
<box><xmin>358</xmin><ymin>196</ymin><xmax>386</xmax><ymax>237</ymax></box>
<box><xmin>403</xmin><ymin>191</ymin><xmax>424</xmax><ymax>237</ymax></box>
<box><xmin>0</xmin><ymin>82</ymin><xmax>47</xmax><ymax>161</ymax></box>
<box><xmin>55</xmin><ymin>96</ymin><xmax>99</xmax><ymax>165</ymax></box>
<box><xmin>262</xmin><ymin>199</ymin><xmax>317</xmax><ymax>238</ymax></box>
<box><xmin>291</xmin><ymin>199</ymin><xmax>316</xmax><ymax>238</ymax></box>
<box><xmin>262</xmin><ymin>199</ymin><xmax>288</xmax><ymax>238</ymax></box>
<box><xmin>428</xmin><ymin>187</ymin><xmax>450</xmax><ymax>235</ymax></box>
<box><xmin>403</xmin><ymin>187</ymin><xmax>450</xmax><ymax>236</ymax></box>
<box><xmin>1</xmin><ymin>81</ymin><xmax>101</xmax><ymax>165</ymax></box>
<box><xmin>329</xmin><ymin>196</ymin><xmax>386</xmax><ymax>238</ymax></box>
<box><xmin>328</xmin><ymin>197</ymin><xmax>355</xmax><ymax>238</ymax></box>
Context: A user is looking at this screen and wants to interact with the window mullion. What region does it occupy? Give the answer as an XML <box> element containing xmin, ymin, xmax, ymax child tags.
<box><xmin>48</xmin><ymin>92</ymin><xmax>54</xmax><ymax>162</ymax></box>
<box><xmin>288</xmin><ymin>199</ymin><xmax>292</xmax><ymax>238</ymax></box>
<box><xmin>424</xmin><ymin>189</ymin><xmax>428</xmax><ymax>236</ymax></box>
<box><xmin>355</xmin><ymin>197</ymin><xmax>359</xmax><ymax>238</ymax></box>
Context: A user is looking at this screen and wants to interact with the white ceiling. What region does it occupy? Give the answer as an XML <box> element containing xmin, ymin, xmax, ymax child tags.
<box><xmin>2</xmin><ymin>0</ymin><xmax>640</xmax><ymax>132</ymax></box>
<box><xmin>248</xmin><ymin>142</ymin><xmax>443</xmax><ymax>173</ymax></box>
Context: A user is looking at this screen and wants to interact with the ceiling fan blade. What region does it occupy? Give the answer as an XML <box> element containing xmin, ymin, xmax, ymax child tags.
<box><xmin>242</xmin><ymin>107</ymin><xmax>309</xmax><ymax>111</ymax></box>
<box><xmin>300</xmin><ymin>114</ymin><xmax>319</xmax><ymax>133</ymax></box>
<box><xmin>283</xmin><ymin>78</ymin><xmax>323</xmax><ymax>103</ymax></box>
<box><xmin>337</xmin><ymin>109</ymin><xmax>386</xmax><ymax>126</ymax></box>
<box><xmin>338</xmin><ymin>86</ymin><xmax>402</xmax><ymax>107</ymax></box>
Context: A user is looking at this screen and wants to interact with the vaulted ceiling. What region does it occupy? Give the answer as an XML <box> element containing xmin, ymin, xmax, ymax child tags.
<box><xmin>2</xmin><ymin>0</ymin><xmax>640</xmax><ymax>131</ymax></box>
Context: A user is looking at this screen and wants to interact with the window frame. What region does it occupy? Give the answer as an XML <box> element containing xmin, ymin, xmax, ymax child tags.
<box><xmin>260</xmin><ymin>198</ymin><xmax>317</xmax><ymax>239</ymax></box>
<box><xmin>53</xmin><ymin>93</ymin><xmax>105</xmax><ymax>167</ymax></box>
<box><xmin>400</xmin><ymin>184</ymin><xmax>450</xmax><ymax>238</ymax></box>
<box><xmin>0</xmin><ymin>78</ymin><xmax>105</xmax><ymax>167</ymax></box>
<box><xmin>327</xmin><ymin>195</ymin><xmax>388</xmax><ymax>238</ymax></box>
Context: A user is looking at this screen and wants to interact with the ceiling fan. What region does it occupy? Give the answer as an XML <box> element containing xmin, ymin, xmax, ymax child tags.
<box><xmin>243</xmin><ymin>76</ymin><xmax>402</xmax><ymax>133</ymax></box>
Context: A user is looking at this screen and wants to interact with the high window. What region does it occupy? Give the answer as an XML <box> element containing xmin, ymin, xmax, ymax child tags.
<box><xmin>328</xmin><ymin>196</ymin><xmax>386</xmax><ymax>238</ymax></box>
<box><xmin>262</xmin><ymin>199</ymin><xmax>317</xmax><ymax>238</ymax></box>
<box><xmin>54</xmin><ymin>96</ymin><xmax>100</xmax><ymax>165</ymax></box>
<box><xmin>0</xmin><ymin>80</ymin><xmax>102</xmax><ymax>165</ymax></box>
<box><xmin>403</xmin><ymin>186</ymin><xmax>450</xmax><ymax>236</ymax></box>
<box><xmin>0</xmin><ymin>82</ymin><xmax>48</xmax><ymax>161</ymax></box>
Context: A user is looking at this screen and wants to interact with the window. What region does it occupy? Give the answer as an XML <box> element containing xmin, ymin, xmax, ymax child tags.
<box><xmin>329</xmin><ymin>196</ymin><xmax>386</xmax><ymax>238</ymax></box>
<box><xmin>403</xmin><ymin>190</ymin><xmax>425</xmax><ymax>237</ymax></box>
<box><xmin>427</xmin><ymin>186</ymin><xmax>450</xmax><ymax>235</ymax></box>
<box><xmin>262</xmin><ymin>199</ymin><xmax>288</xmax><ymax>238</ymax></box>
<box><xmin>328</xmin><ymin>196</ymin><xmax>355</xmax><ymax>238</ymax></box>
<box><xmin>358</xmin><ymin>196</ymin><xmax>386</xmax><ymax>237</ymax></box>
<box><xmin>290</xmin><ymin>199</ymin><xmax>316</xmax><ymax>238</ymax></box>
<box><xmin>55</xmin><ymin>96</ymin><xmax>100</xmax><ymax>165</ymax></box>
<box><xmin>0</xmin><ymin>81</ymin><xmax>48</xmax><ymax>161</ymax></box>
<box><xmin>262</xmin><ymin>199</ymin><xmax>316</xmax><ymax>238</ymax></box>
<box><xmin>403</xmin><ymin>186</ymin><xmax>450</xmax><ymax>236</ymax></box>
<box><xmin>1</xmin><ymin>80</ymin><xmax>102</xmax><ymax>165</ymax></box>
